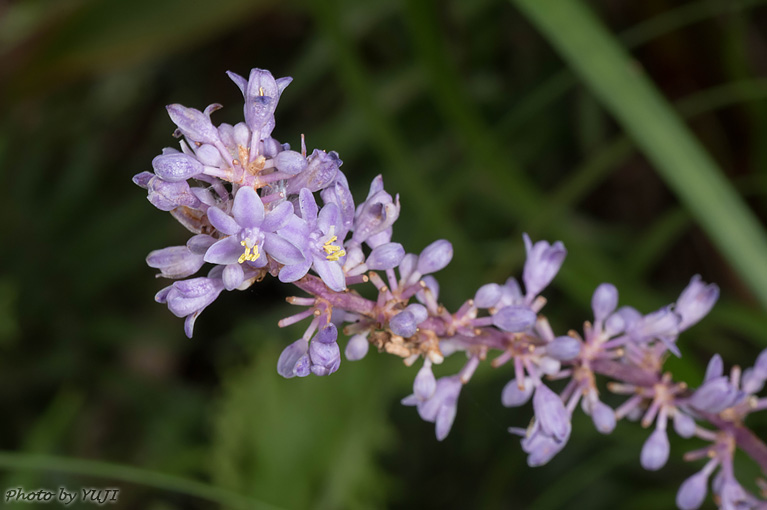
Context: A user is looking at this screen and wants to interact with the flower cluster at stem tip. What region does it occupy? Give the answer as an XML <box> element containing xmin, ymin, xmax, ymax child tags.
<box><xmin>135</xmin><ymin>67</ymin><xmax>767</xmax><ymax>510</ymax></box>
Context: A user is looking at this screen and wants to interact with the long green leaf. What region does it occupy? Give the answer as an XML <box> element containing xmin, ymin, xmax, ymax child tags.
<box><xmin>511</xmin><ymin>0</ymin><xmax>767</xmax><ymax>308</ymax></box>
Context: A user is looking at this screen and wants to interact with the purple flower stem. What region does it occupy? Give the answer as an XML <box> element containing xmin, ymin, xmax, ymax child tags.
<box><xmin>292</xmin><ymin>275</ymin><xmax>375</xmax><ymax>316</ymax></box>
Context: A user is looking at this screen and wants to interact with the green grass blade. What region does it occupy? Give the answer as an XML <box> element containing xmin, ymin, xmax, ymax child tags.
<box><xmin>511</xmin><ymin>0</ymin><xmax>767</xmax><ymax>308</ymax></box>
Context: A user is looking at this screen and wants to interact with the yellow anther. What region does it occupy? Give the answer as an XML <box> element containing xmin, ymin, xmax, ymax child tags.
<box><xmin>238</xmin><ymin>240</ymin><xmax>260</xmax><ymax>264</ymax></box>
<box><xmin>322</xmin><ymin>235</ymin><xmax>345</xmax><ymax>260</ymax></box>
<box><xmin>258</xmin><ymin>86</ymin><xmax>265</xmax><ymax>96</ymax></box>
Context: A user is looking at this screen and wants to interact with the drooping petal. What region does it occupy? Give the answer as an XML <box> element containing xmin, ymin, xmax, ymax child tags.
<box><xmin>232</xmin><ymin>186</ymin><xmax>265</xmax><ymax>229</ymax></box>
<box><xmin>278</xmin><ymin>259</ymin><xmax>312</xmax><ymax>283</ymax></box>
<box><xmin>312</xmin><ymin>257</ymin><xmax>346</xmax><ymax>292</ymax></box>
<box><xmin>166</xmin><ymin>104</ymin><xmax>221</xmax><ymax>145</ymax></box>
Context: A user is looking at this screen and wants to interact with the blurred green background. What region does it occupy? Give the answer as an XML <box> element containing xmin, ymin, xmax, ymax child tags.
<box><xmin>1</xmin><ymin>0</ymin><xmax>766</xmax><ymax>508</ymax></box>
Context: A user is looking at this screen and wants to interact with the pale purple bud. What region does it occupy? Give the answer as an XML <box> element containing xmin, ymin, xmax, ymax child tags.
<box><xmin>676</xmin><ymin>275</ymin><xmax>719</xmax><ymax>331</ymax></box>
<box><xmin>741</xmin><ymin>367</ymin><xmax>765</xmax><ymax>395</ymax></box>
<box><xmin>277</xmin><ymin>338</ymin><xmax>309</xmax><ymax>378</ymax></box>
<box><xmin>704</xmin><ymin>354</ymin><xmax>724</xmax><ymax>382</ymax></box>
<box><xmin>309</xmin><ymin>340</ymin><xmax>341</xmax><ymax>376</ymax></box>
<box><xmin>640</xmin><ymin>427</ymin><xmax>670</xmax><ymax>471</ymax></box>
<box><xmin>493</xmin><ymin>306</ymin><xmax>536</xmax><ymax>333</ymax></box>
<box><xmin>147</xmin><ymin>177</ymin><xmax>200</xmax><ymax>211</ymax></box>
<box><xmin>405</xmin><ymin>303</ymin><xmax>428</xmax><ymax>325</ymax></box>
<box><xmin>146</xmin><ymin>245</ymin><xmax>204</xmax><ymax>279</ymax></box>
<box><xmin>398</xmin><ymin>254</ymin><xmax>418</xmax><ymax>283</ymax></box>
<box><xmin>261</xmin><ymin>137</ymin><xmax>282</xmax><ymax>158</ymax></box>
<box><xmin>474</xmin><ymin>283</ymin><xmax>502</xmax><ymax>309</ymax></box>
<box><xmin>152</xmin><ymin>153</ymin><xmax>204</xmax><ymax>182</ymax></box>
<box><xmin>166</xmin><ymin>104</ymin><xmax>221</xmax><ymax>145</ymax></box>
<box><xmin>676</xmin><ymin>470</ymin><xmax>709</xmax><ymax>510</ymax></box>
<box><xmin>546</xmin><ymin>336</ymin><xmax>581</xmax><ymax>361</ymax></box>
<box><xmin>592</xmin><ymin>283</ymin><xmax>618</xmax><ymax>324</ymax></box>
<box><xmin>417</xmin><ymin>240</ymin><xmax>453</xmax><ymax>275</ymax></box>
<box><xmin>414</xmin><ymin>363</ymin><xmax>436</xmax><ymax>400</ymax></box>
<box><xmin>673</xmin><ymin>411</ymin><xmax>696</xmax><ymax>438</ymax></box>
<box><xmin>416</xmin><ymin>376</ymin><xmax>462</xmax><ymax>441</ymax></box>
<box><xmin>754</xmin><ymin>348</ymin><xmax>767</xmax><ymax>378</ymax></box>
<box><xmin>522</xmin><ymin>233</ymin><xmax>567</xmax><ymax>298</ymax></box>
<box><xmin>501</xmin><ymin>377</ymin><xmax>534</xmax><ymax>407</ymax></box>
<box><xmin>345</xmin><ymin>334</ymin><xmax>369</xmax><ymax>361</ymax></box>
<box><xmin>533</xmin><ymin>384</ymin><xmax>570</xmax><ymax>441</ymax></box>
<box><xmin>366</xmin><ymin>242</ymin><xmax>405</xmax><ymax>270</ymax></box>
<box><xmin>390</xmin><ymin>310</ymin><xmax>418</xmax><ymax>338</ymax></box>
<box><xmin>604</xmin><ymin>313</ymin><xmax>626</xmax><ymax>336</ymax></box>
<box><xmin>273</xmin><ymin>150</ymin><xmax>306</xmax><ymax>175</ymax></box>
<box><xmin>590</xmin><ymin>400</ymin><xmax>616</xmax><ymax>434</ymax></box>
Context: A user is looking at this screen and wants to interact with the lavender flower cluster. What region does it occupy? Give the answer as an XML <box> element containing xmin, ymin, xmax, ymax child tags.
<box><xmin>134</xmin><ymin>68</ymin><xmax>767</xmax><ymax>510</ymax></box>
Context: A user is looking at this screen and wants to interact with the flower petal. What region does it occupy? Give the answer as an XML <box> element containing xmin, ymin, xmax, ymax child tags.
<box><xmin>232</xmin><ymin>186</ymin><xmax>264</xmax><ymax>228</ymax></box>
<box><xmin>204</xmin><ymin>237</ymin><xmax>243</xmax><ymax>265</ymax></box>
<box><xmin>261</xmin><ymin>201</ymin><xmax>294</xmax><ymax>232</ymax></box>
<box><xmin>207</xmin><ymin>207</ymin><xmax>240</xmax><ymax>236</ymax></box>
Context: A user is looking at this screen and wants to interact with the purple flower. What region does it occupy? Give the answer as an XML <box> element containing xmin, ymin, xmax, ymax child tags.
<box><xmin>276</xmin><ymin>188</ymin><xmax>347</xmax><ymax>291</ymax></box>
<box><xmin>286</xmin><ymin>149</ymin><xmax>342</xmax><ymax>195</ymax></box>
<box><xmin>309</xmin><ymin>323</ymin><xmax>341</xmax><ymax>376</ymax></box>
<box><xmin>277</xmin><ymin>338</ymin><xmax>310</xmax><ymax>378</ymax></box>
<box><xmin>157</xmin><ymin>271</ymin><xmax>225</xmax><ymax>338</ymax></box>
<box><xmin>522</xmin><ymin>233</ymin><xmax>566</xmax><ymax>301</ymax></box>
<box><xmin>689</xmin><ymin>376</ymin><xmax>744</xmax><ymax>413</ymax></box>
<box><xmin>533</xmin><ymin>384</ymin><xmax>570</xmax><ymax>442</ymax></box>
<box><xmin>352</xmin><ymin>176</ymin><xmax>400</xmax><ymax>245</ymax></box>
<box><xmin>402</xmin><ymin>375</ymin><xmax>462</xmax><ymax>441</ymax></box>
<box><xmin>146</xmin><ymin>234</ymin><xmax>215</xmax><ymax>279</ymax></box>
<box><xmin>204</xmin><ymin>186</ymin><xmax>296</xmax><ymax>290</ymax></box>
<box><xmin>166</xmin><ymin>103</ymin><xmax>223</xmax><ymax>146</ymax></box>
<box><xmin>146</xmin><ymin>176</ymin><xmax>201</xmax><ymax>211</ymax></box>
<box><xmin>227</xmin><ymin>68</ymin><xmax>292</xmax><ymax>138</ymax></box>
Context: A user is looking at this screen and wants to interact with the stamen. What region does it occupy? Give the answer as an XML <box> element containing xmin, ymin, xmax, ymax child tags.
<box><xmin>259</xmin><ymin>86</ymin><xmax>265</xmax><ymax>96</ymax></box>
<box><xmin>238</xmin><ymin>240</ymin><xmax>261</xmax><ymax>263</ymax></box>
<box><xmin>322</xmin><ymin>235</ymin><xmax>346</xmax><ymax>261</ymax></box>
